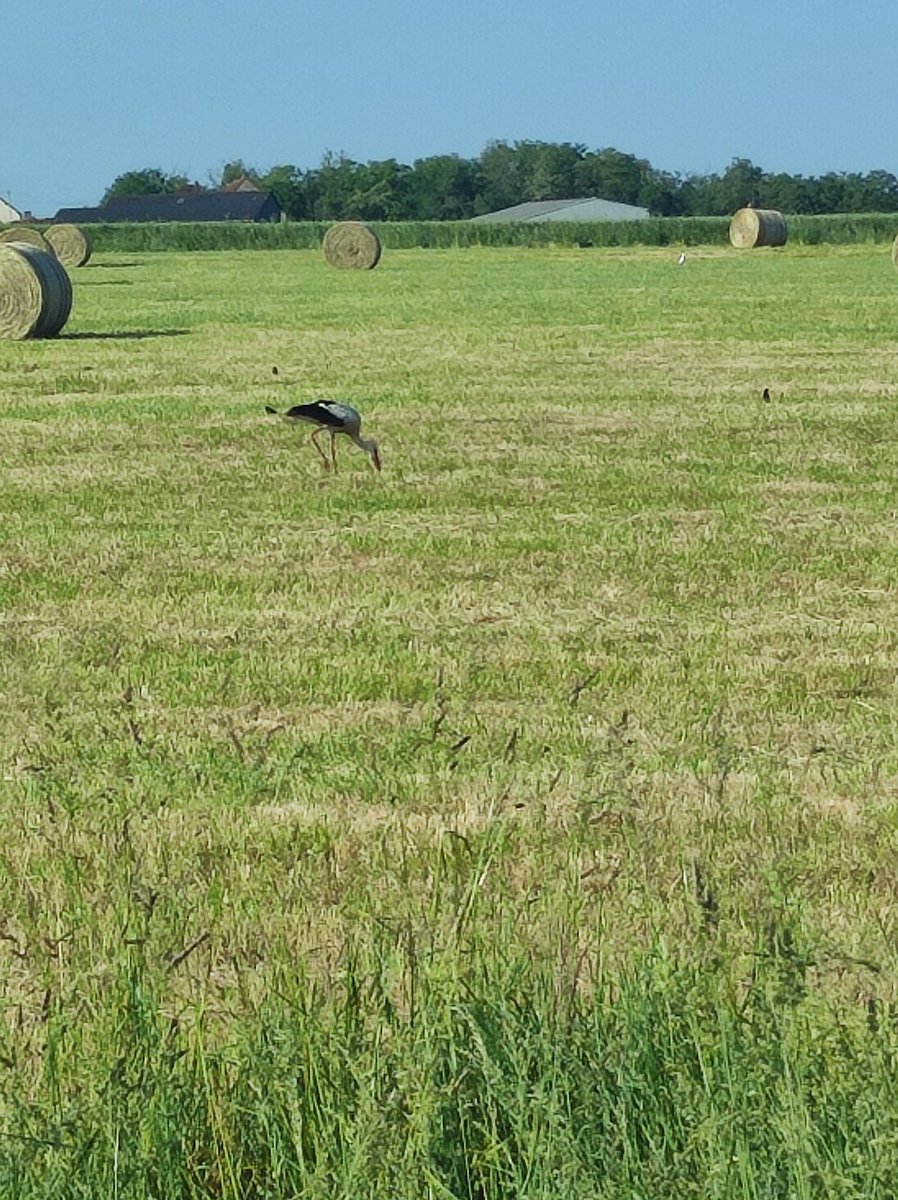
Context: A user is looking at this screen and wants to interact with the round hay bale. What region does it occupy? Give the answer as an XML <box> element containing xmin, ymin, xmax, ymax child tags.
<box><xmin>728</xmin><ymin>208</ymin><xmax>788</xmax><ymax>248</ymax></box>
<box><xmin>0</xmin><ymin>225</ymin><xmax>55</xmax><ymax>254</ymax></box>
<box><xmin>0</xmin><ymin>242</ymin><xmax>73</xmax><ymax>339</ymax></box>
<box><xmin>45</xmin><ymin>223</ymin><xmax>92</xmax><ymax>267</ymax></box>
<box><xmin>322</xmin><ymin>221</ymin><xmax>382</xmax><ymax>270</ymax></box>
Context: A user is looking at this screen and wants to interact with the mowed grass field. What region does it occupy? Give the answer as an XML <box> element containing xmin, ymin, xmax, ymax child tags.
<box><xmin>4</xmin><ymin>242</ymin><xmax>898</xmax><ymax>1196</ymax></box>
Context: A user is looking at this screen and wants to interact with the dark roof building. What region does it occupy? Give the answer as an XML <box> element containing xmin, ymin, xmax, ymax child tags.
<box><xmin>51</xmin><ymin>206</ymin><xmax>105</xmax><ymax>224</ymax></box>
<box><xmin>472</xmin><ymin>197</ymin><xmax>649</xmax><ymax>223</ymax></box>
<box><xmin>54</xmin><ymin>190</ymin><xmax>281</xmax><ymax>224</ymax></box>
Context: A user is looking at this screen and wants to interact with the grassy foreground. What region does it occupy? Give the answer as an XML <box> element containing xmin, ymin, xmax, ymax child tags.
<box><xmin>3</xmin><ymin>243</ymin><xmax>898</xmax><ymax>1196</ymax></box>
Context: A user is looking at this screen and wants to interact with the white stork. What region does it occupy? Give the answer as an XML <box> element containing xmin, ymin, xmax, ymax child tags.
<box><xmin>265</xmin><ymin>401</ymin><xmax>382</xmax><ymax>473</ymax></box>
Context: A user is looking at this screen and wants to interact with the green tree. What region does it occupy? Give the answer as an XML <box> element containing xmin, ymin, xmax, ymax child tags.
<box><xmin>813</xmin><ymin>172</ymin><xmax>854</xmax><ymax>213</ymax></box>
<box><xmin>862</xmin><ymin>170</ymin><xmax>898</xmax><ymax>211</ymax></box>
<box><xmin>407</xmin><ymin>155</ymin><xmax>478</xmax><ymax>219</ymax></box>
<box><xmin>575</xmin><ymin>149</ymin><xmax>653</xmax><ymax>206</ymax></box>
<box><xmin>215</xmin><ymin>159</ymin><xmax>262</xmax><ymax>188</ymax></box>
<box><xmin>312</xmin><ymin>152</ymin><xmax>363</xmax><ymax>219</ymax></box>
<box><xmin>637</xmin><ymin>168</ymin><xmax>685</xmax><ymax>216</ymax></box>
<box><xmin>718</xmin><ymin>158</ymin><xmax>765</xmax><ymax>212</ymax></box>
<box><xmin>515</xmin><ymin>141</ymin><xmax>584</xmax><ymax>200</ymax></box>
<box><xmin>347</xmin><ymin>159</ymin><xmax>411</xmax><ymax>220</ymax></box>
<box><xmin>101</xmin><ymin>169</ymin><xmax>188</xmax><ymax>204</ymax></box>
<box><xmin>258</xmin><ymin>164</ymin><xmax>311</xmax><ymax>218</ymax></box>
<box><xmin>682</xmin><ymin>159</ymin><xmax>764</xmax><ymax>215</ymax></box>
<box><xmin>761</xmin><ymin>172</ymin><xmax>816</xmax><ymax>214</ymax></box>
<box><xmin>473</xmin><ymin>141</ymin><xmax>526</xmax><ymax>214</ymax></box>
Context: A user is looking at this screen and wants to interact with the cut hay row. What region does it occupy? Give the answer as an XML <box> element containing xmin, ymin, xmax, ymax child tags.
<box><xmin>322</xmin><ymin>221</ymin><xmax>382</xmax><ymax>269</ymax></box>
<box><xmin>0</xmin><ymin>242</ymin><xmax>72</xmax><ymax>339</ymax></box>
<box><xmin>45</xmin><ymin>222</ymin><xmax>92</xmax><ymax>267</ymax></box>
<box><xmin>729</xmin><ymin>207</ymin><xmax>788</xmax><ymax>248</ymax></box>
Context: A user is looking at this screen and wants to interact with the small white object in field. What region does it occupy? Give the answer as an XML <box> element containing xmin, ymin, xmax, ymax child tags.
<box><xmin>677</xmin><ymin>252</ymin><xmax>687</xmax><ymax>265</ymax></box>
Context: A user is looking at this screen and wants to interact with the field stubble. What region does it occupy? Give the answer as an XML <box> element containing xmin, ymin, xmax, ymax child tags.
<box><xmin>3</xmin><ymin>245</ymin><xmax>898</xmax><ymax>1195</ymax></box>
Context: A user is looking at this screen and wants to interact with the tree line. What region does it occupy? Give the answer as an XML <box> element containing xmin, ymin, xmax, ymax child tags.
<box><xmin>103</xmin><ymin>142</ymin><xmax>898</xmax><ymax>220</ymax></box>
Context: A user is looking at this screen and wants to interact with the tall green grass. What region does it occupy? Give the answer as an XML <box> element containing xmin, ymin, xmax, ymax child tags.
<box><xmin>34</xmin><ymin>211</ymin><xmax>897</xmax><ymax>254</ymax></box>
<box><xmin>6</xmin><ymin>936</ymin><xmax>898</xmax><ymax>1200</ymax></box>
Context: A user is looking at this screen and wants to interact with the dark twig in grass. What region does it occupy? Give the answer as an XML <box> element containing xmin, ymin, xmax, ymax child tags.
<box><xmin>167</xmin><ymin>930</ymin><xmax>210</xmax><ymax>973</ymax></box>
<box><xmin>121</xmin><ymin>686</ymin><xmax>143</xmax><ymax>747</ymax></box>
<box><xmin>542</xmin><ymin>766</ymin><xmax>564</xmax><ymax>796</ymax></box>
<box><xmin>43</xmin><ymin>930</ymin><xmax>75</xmax><ymax>954</ymax></box>
<box><xmin>692</xmin><ymin>861</ymin><xmax>719</xmax><ymax>932</ymax></box>
<box><xmin>443</xmin><ymin>829</ymin><xmax>473</xmax><ymax>854</ymax></box>
<box><xmin>607</xmin><ymin>710</ymin><xmax>632</xmax><ymax>743</ymax></box>
<box><xmin>568</xmin><ymin>670</ymin><xmax>599</xmax><ymax>705</ymax></box>
<box><xmin>822</xmin><ymin>950</ymin><xmax>882</xmax><ymax>974</ymax></box>
<box><xmin>225</xmin><ymin>718</ymin><xmax>246</xmax><ymax>762</ymax></box>
<box><xmin>132</xmin><ymin>888</ymin><xmax>159</xmax><ymax>919</ymax></box>
<box><xmin>252</xmin><ymin>723</ymin><xmax>286</xmax><ymax>772</ymax></box>
<box><xmin>0</xmin><ymin>929</ymin><xmax>28</xmax><ymax>959</ymax></box>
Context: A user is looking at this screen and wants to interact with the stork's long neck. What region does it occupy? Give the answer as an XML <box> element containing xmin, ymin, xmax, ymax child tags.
<box><xmin>351</xmin><ymin>432</ymin><xmax>381</xmax><ymax>471</ymax></box>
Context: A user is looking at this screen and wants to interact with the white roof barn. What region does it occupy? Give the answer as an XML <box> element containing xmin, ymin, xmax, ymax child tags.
<box><xmin>472</xmin><ymin>197</ymin><xmax>649</xmax><ymax>223</ymax></box>
<box><xmin>0</xmin><ymin>195</ymin><xmax>22</xmax><ymax>223</ymax></box>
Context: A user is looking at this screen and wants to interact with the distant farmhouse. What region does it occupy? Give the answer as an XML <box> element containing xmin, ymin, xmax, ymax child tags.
<box><xmin>472</xmin><ymin>197</ymin><xmax>649</xmax><ymax>223</ymax></box>
<box><xmin>220</xmin><ymin>175</ymin><xmax>264</xmax><ymax>193</ymax></box>
<box><xmin>54</xmin><ymin>189</ymin><xmax>281</xmax><ymax>224</ymax></box>
<box><xmin>0</xmin><ymin>195</ymin><xmax>23</xmax><ymax>223</ymax></box>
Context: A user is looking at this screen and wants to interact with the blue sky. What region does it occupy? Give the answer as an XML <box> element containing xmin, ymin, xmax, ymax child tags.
<box><xmin>5</xmin><ymin>0</ymin><xmax>896</xmax><ymax>216</ymax></box>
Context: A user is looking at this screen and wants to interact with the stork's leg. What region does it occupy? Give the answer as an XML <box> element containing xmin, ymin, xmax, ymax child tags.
<box><xmin>310</xmin><ymin>428</ymin><xmax>330</xmax><ymax>470</ymax></box>
<box><xmin>330</xmin><ymin>432</ymin><xmax>339</xmax><ymax>474</ymax></box>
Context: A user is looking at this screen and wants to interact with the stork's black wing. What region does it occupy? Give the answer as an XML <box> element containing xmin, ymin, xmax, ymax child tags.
<box><xmin>282</xmin><ymin>402</ymin><xmax>347</xmax><ymax>428</ymax></box>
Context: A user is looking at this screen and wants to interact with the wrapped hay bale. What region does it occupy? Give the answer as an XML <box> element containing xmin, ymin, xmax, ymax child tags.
<box><xmin>45</xmin><ymin>223</ymin><xmax>92</xmax><ymax>267</ymax></box>
<box><xmin>322</xmin><ymin>221</ymin><xmax>382</xmax><ymax>270</ymax></box>
<box><xmin>0</xmin><ymin>225</ymin><xmax>55</xmax><ymax>254</ymax></box>
<box><xmin>0</xmin><ymin>242</ymin><xmax>73</xmax><ymax>339</ymax></box>
<box><xmin>728</xmin><ymin>208</ymin><xmax>787</xmax><ymax>248</ymax></box>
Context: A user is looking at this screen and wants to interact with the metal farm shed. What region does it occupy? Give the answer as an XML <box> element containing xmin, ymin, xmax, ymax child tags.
<box><xmin>472</xmin><ymin>197</ymin><xmax>649</xmax><ymax>223</ymax></box>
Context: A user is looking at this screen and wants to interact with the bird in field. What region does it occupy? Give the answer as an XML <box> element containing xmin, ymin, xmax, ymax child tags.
<box><xmin>677</xmin><ymin>251</ymin><xmax>687</xmax><ymax>265</ymax></box>
<box><xmin>762</xmin><ymin>386</ymin><xmax>771</xmax><ymax>402</ymax></box>
<box><xmin>265</xmin><ymin>400</ymin><xmax>382</xmax><ymax>473</ymax></box>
